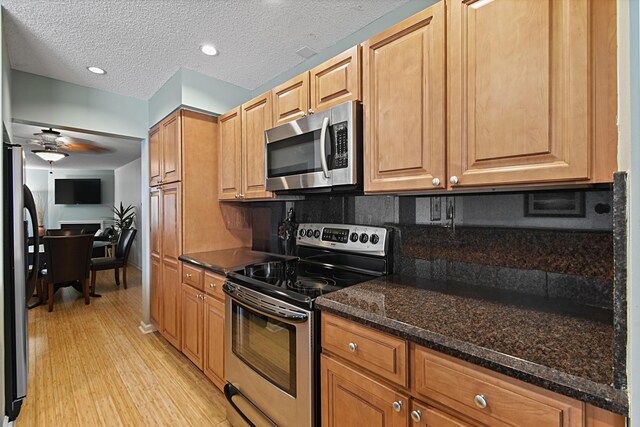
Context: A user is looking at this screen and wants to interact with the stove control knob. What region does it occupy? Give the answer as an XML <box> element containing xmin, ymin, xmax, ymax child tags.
<box><xmin>299</xmin><ymin>229</ymin><xmax>305</xmax><ymax>237</ymax></box>
<box><xmin>313</xmin><ymin>229</ymin><xmax>321</xmax><ymax>239</ymax></box>
<box><xmin>350</xmin><ymin>232</ymin><xmax>359</xmax><ymax>242</ymax></box>
<box><xmin>306</xmin><ymin>229</ymin><xmax>314</xmax><ymax>238</ymax></box>
<box><xmin>359</xmin><ymin>233</ymin><xmax>369</xmax><ymax>244</ymax></box>
<box><xmin>370</xmin><ymin>234</ymin><xmax>380</xmax><ymax>245</ymax></box>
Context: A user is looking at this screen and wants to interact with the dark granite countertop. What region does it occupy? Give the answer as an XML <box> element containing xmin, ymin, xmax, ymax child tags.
<box><xmin>316</xmin><ymin>275</ymin><xmax>628</xmax><ymax>416</ymax></box>
<box><xmin>179</xmin><ymin>248</ymin><xmax>297</xmax><ymax>275</ymax></box>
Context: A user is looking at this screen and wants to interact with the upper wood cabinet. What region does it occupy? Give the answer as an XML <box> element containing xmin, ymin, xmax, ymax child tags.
<box><xmin>149</xmin><ymin>126</ymin><xmax>161</xmax><ymax>187</ymax></box>
<box><xmin>272</xmin><ymin>73</ymin><xmax>310</xmax><ymax>127</ymax></box>
<box><xmin>363</xmin><ymin>2</ymin><xmax>446</xmax><ymax>193</ymax></box>
<box><xmin>218</xmin><ymin>107</ymin><xmax>243</xmax><ymax>200</ymax></box>
<box><xmin>242</xmin><ymin>93</ymin><xmax>274</xmax><ymax>200</ymax></box>
<box><xmin>310</xmin><ymin>45</ymin><xmax>362</xmax><ymax>113</ymax></box>
<box><xmin>447</xmin><ymin>0</ymin><xmax>617</xmax><ymax>188</ymax></box>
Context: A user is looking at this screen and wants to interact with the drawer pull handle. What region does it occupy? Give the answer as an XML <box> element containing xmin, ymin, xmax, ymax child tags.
<box><xmin>474</xmin><ymin>394</ymin><xmax>487</xmax><ymax>409</ymax></box>
<box><xmin>392</xmin><ymin>400</ymin><xmax>403</xmax><ymax>412</ymax></box>
<box><xmin>410</xmin><ymin>410</ymin><xmax>421</xmax><ymax>423</ymax></box>
<box><xmin>210</xmin><ymin>283</ymin><xmax>217</xmax><ymax>288</ymax></box>
<box><xmin>348</xmin><ymin>342</ymin><xmax>357</xmax><ymax>352</ymax></box>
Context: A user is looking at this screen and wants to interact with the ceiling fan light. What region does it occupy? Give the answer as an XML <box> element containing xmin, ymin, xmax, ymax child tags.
<box><xmin>32</xmin><ymin>149</ymin><xmax>68</xmax><ymax>162</ymax></box>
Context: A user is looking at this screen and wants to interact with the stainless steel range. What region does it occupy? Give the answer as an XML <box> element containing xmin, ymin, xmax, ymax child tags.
<box><xmin>223</xmin><ymin>223</ymin><xmax>392</xmax><ymax>427</ymax></box>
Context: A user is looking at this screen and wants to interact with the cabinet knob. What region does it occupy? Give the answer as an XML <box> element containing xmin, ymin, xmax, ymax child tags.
<box><xmin>234</xmin><ymin>194</ymin><xmax>239</xmax><ymax>199</ymax></box>
<box><xmin>308</xmin><ymin>108</ymin><xmax>314</xmax><ymax>115</ymax></box>
<box><xmin>392</xmin><ymin>401</ymin><xmax>403</xmax><ymax>413</ymax></box>
<box><xmin>474</xmin><ymin>394</ymin><xmax>487</xmax><ymax>409</ymax></box>
<box><xmin>348</xmin><ymin>342</ymin><xmax>358</xmax><ymax>352</ymax></box>
<box><xmin>449</xmin><ymin>175</ymin><xmax>459</xmax><ymax>185</ymax></box>
<box><xmin>410</xmin><ymin>410</ymin><xmax>422</xmax><ymax>423</ymax></box>
<box><xmin>432</xmin><ymin>177</ymin><xmax>440</xmax><ymax>186</ymax></box>
<box><xmin>209</xmin><ymin>283</ymin><xmax>217</xmax><ymax>288</ymax></box>
<box><xmin>186</xmin><ymin>273</ymin><xmax>192</xmax><ymax>278</ymax></box>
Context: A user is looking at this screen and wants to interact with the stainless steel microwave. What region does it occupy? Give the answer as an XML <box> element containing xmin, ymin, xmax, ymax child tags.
<box><xmin>265</xmin><ymin>101</ymin><xmax>362</xmax><ymax>192</ymax></box>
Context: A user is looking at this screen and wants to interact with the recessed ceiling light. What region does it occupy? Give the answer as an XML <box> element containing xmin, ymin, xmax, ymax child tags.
<box><xmin>200</xmin><ymin>44</ymin><xmax>219</xmax><ymax>56</ymax></box>
<box><xmin>87</xmin><ymin>66</ymin><xmax>106</xmax><ymax>75</ymax></box>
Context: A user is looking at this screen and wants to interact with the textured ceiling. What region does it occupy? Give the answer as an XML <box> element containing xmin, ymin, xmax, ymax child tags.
<box><xmin>14</xmin><ymin>122</ymin><xmax>142</xmax><ymax>171</ymax></box>
<box><xmin>3</xmin><ymin>0</ymin><xmax>408</xmax><ymax>99</ymax></box>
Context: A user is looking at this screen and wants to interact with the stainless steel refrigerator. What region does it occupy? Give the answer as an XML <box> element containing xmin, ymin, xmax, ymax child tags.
<box><xmin>3</xmin><ymin>143</ymin><xmax>38</xmax><ymax>421</ymax></box>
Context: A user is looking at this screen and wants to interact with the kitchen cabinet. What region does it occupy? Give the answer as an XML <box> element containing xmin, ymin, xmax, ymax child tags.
<box><xmin>181</xmin><ymin>283</ymin><xmax>204</xmax><ymax>370</ymax></box>
<box><xmin>321</xmin><ymin>354</ymin><xmax>409</xmax><ymax>427</ymax></box>
<box><xmin>321</xmin><ymin>313</ymin><xmax>626</xmax><ymax>427</ymax></box>
<box><xmin>149</xmin><ymin>110</ymin><xmax>249</xmax><ymax>346</ymax></box>
<box><xmin>272</xmin><ymin>73</ymin><xmax>310</xmax><ymax>127</ymax></box>
<box><xmin>447</xmin><ymin>0</ymin><xmax>617</xmax><ymax>188</ymax></box>
<box><xmin>148</xmin><ymin>110</ymin><xmax>181</xmax><ymax>186</ymax></box>
<box><xmin>218</xmin><ymin>107</ymin><xmax>243</xmax><ymax>200</ymax></box>
<box><xmin>242</xmin><ymin>93</ymin><xmax>274</xmax><ymax>200</ymax></box>
<box><xmin>149</xmin><ymin>125</ymin><xmax>161</xmax><ymax>187</ymax></box>
<box><xmin>310</xmin><ymin>45</ymin><xmax>361</xmax><ymax>113</ymax></box>
<box><xmin>203</xmin><ymin>292</ymin><xmax>225</xmax><ymax>391</ymax></box>
<box><xmin>161</xmin><ymin>182</ymin><xmax>182</xmax><ymax>349</ymax></box>
<box><xmin>363</xmin><ymin>2</ymin><xmax>446</xmax><ymax>193</ymax></box>
<box><xmin>149</xmin><ymin>187</ymin><xmax>162</xmax><ymax>330</ymax></box>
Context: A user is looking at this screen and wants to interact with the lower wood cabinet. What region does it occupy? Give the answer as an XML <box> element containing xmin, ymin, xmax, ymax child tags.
<box><xmin>321</xmin><ymin>354</ymin><xmax>409</xmax><ymax>427</ymax></box>
<box><xmin>203</xmin><ymin>294</ymin><xmax>225</xmax><ymax>391</ymax></box>
<box><xmin>181</xmin><ymin>283</ymin><xmax>204</xmax><ymax>370</ymax></box>
<box><xmin>321</xmin><ymin>314</ymin><xmax>626</xmax><ymax>427</ymax></box>
<box><xmin>161</xmin><ymin>261</ymin><xmax>181</xmax><ymax>349</ymax></box>
<box><xmin>178</xmin><ymin>263</ymin><xmax>226</xmax><ymax>392</ymax></box>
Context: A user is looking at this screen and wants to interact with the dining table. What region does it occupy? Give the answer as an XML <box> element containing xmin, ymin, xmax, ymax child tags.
<box><xmin>27</xmin><ymin>240</ymin><xmax>116</xmax><ymax>308</ymax></box>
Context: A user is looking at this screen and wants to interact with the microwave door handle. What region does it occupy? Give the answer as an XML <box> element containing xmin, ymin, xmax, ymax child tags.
<box><xmin>319</xmin><ymin>116</ymin><xmax>331</xmax><ymax>180</ymax></box>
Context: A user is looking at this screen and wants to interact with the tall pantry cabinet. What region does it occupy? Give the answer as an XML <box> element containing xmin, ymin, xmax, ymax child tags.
<box><xmin>148</xmin><ymin>109</ymin><xmax>250</xmax><ymax>348</ymax></box>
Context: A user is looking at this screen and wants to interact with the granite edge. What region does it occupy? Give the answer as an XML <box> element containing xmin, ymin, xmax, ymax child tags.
<box><xmin>178</xmin><ymin>255</ymin><xmax>228</xmax><ymax>275</ymax></box>
<box><xmin>613</xmin><ymin>171</ymin><xmax>628</xmax><ymax>389</ymax></box>
<box><xmin>316</xmin><ymin>297</ymin><xmax>628</xmax><ymax>416</ymax></box>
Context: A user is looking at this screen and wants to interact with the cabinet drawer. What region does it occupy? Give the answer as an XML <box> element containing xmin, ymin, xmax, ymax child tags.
<box><xmin>182</xmin><ymin>263</ymin><xmax>203</xmax><ymax>290</ymax></box>
<box><xmin>321</xmin><ymin>314</ymin><xmax>407</xmax><ymax>387</ymax></box>
<box><xmin>413</xmin><ymin>346</ymin><xmax>582</xmax><ymax>427</ymax></box>
<box><xmin>204</xmin><ymin>271</ymin><xmax>225</xmax><ymax>301</ymax></box>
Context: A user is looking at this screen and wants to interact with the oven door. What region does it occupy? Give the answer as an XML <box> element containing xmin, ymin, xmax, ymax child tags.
<box><xmin>223</xmin><ymin>282</ymin><xmax>313</xmax><ymax>427</ymax></box>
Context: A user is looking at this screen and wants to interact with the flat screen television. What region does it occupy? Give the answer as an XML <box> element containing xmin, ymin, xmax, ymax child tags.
<box><xmin>54</xmin><ymin>179</ymin><xmax>102</xmax><ymax>205</ymax></box>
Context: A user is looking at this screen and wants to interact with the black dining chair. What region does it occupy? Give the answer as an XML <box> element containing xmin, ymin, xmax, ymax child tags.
<box><xmin>90</xmin><ymin>228</ymin><xmax>137</xmax><ymax>293</ymax></box>
<box><xmin>46</xmin><ymin>228</ymin><xmax>85</xmax><ymax>236</ymax></box>
<box><xmin>41</xmin><ymin>234</ymin><xmax>95</xmax><ymax>312</ymax></box>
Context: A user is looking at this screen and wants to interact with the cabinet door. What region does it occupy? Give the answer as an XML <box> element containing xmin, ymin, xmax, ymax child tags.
<box><xmin>272</xmin><ymin>73</ymin><xmax>309</xmax><ymax>126</ymax></box>
<box><xmin>242</xmin><ymin>93</ymin><xmax>274</xmax><ymax>200</ymax></box>
<box><xmin>181</xmin><ymin>284</ymin><xmax>204</xmax><ymax>370</ymax></box>
<box><xmin>310</xmin><ymin>45</ymin><xmax>361</xmax><ymax>113</ymax></box>
<box><xmin>363</xmin><ymin>2</ymin><xmax>446</xmax><ymax>193</ymax></box>
<box><xmin>218</xmin><ymin>107</ymin><xmax>243</xmax><ymax>200</ymax></box>
<box><xmin>321</xmin><ymin>354</ymin><xmax>408</xmax><ymax>427</ymax></box>
<box><xmin>161</xmin><ymin>110</ymin><xmax>182</xmax><ymax>184</ymax></box>
<box><xmin>149</xmin><ymin>125</ymin><xmax>161</xmax><ymax>186</ymax></box>
<box><xmin>447</xmin><ymin>0</ymin><xmax>590</xmax><ymax>187</ymax></box>
<box><xmin>149</xmin><ymin>188</ymin><xmax>162</xmax><ymax>330</ymax></box>
<box><xmin>161</xmin><ymin>183</ymin><xmax>182</xmax><ymax>348</ymax></box>
<box><xmin>410</xmin><ymin>400</ymin><xmax>473</xmax><ymax>427</ymax></box>
<box><xmin>203</xmin><ymin>295</ymin><xmax>225</xmax><ymax>391</ymax></box>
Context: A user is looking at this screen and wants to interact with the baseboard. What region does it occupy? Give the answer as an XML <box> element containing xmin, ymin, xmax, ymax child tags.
<box><xmin>139</xmin><ymin>321</ymin><xmax>156</xmax><ymax>334</ymax></box>
<box><xmin>128</xmin><ymin>261</ymin><xmax>142</xmax><ymax>270</ymax></box>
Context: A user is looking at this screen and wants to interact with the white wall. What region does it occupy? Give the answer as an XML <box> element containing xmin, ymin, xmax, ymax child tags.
<box><xmin>114</xmin><ymin>158</ymin><xmax>142</xmax><ymax>268</ymax></box>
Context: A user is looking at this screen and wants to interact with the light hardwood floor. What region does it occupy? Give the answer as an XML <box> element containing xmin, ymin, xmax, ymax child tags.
<box><xmin>19</xmin><ymin>266</ymin><xmax>230</xmax><ymax>426</ymax></box>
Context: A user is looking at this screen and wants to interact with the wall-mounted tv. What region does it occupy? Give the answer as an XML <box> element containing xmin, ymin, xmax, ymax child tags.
<box><xmin>54</xmin><ymin>179</ymin><xmax>102</xmax><ymax>205</ymax></box>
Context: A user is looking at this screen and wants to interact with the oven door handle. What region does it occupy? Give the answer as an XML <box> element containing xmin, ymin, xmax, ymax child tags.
<box><xmin>223</xmin><ymin>282</ymin><xmax>309</xmax><ymax>323</ymax></box>
<box><xmin>224</xmin><ymin>383</ymin><xmax>278</xmax><ymax>427</ymax></box>
<box><xmin>319</xmin><ymin>116</ymin><xmax>331</xmax><ymax>180</ymax></box>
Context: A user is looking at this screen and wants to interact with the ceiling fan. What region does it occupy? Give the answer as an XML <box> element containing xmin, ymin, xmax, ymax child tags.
<box><xmin>22</xmin><ymin>127</ymin><xmax>111</xmax><ymax>164</ymax></box>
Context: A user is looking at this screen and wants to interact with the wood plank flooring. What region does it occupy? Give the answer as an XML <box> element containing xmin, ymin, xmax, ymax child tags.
<box><xmin>18</xmin><ymin>267</ymin><xmax>230</xmax><ymax>426</ymax></box>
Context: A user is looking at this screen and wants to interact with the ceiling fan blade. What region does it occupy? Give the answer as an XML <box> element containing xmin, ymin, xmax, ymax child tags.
<box><xmin>61</xmin><ymin>142</ymin><xmax>112</xmax><ymax>153</ymax></box>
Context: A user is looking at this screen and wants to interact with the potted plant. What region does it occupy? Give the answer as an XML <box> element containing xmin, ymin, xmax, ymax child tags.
<box><xmin>111</xmin><ymin>202</ymin><xmax>136</xmax><ymax>241</ymax></box>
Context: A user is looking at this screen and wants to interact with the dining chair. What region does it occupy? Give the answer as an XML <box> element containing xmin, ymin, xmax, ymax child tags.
<box><xmin>90</xmin><ymin>228</ymin><xmax>137</xmax><ymax>292</ymax></box>
<box><xmin>42</xmin><ymin>234</ymin><xmax>95</xmax><ymax>312</ymax></box>
<box><xmin>46</xmin><ymin>228</ymin><xmax>85</xmax><ymax>236</ymax></box>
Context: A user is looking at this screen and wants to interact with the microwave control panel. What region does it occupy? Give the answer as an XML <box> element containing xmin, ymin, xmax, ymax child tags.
<box><xmin>332</xmin><ymin>122</ymin><xmax>348</xmax><ymax>169</ymax></box>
